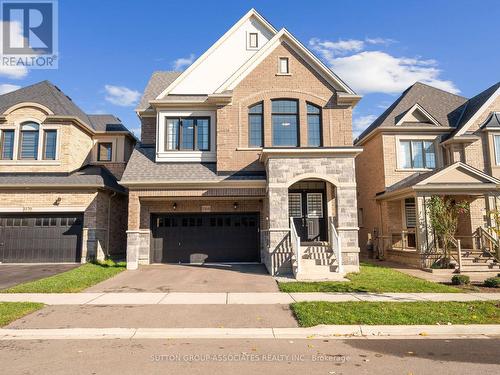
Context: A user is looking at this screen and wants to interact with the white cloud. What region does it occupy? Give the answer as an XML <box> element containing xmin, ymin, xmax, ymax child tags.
<box><xmin>104</xmin><ymin>85</ymin><xmax>141</xmax><ymax>107</ymax></box>
<box><xmin>0</xmin><ymin>22</ymin><xmax>28</xmax><ymax>79</ymax></box>
<box><xmin>172</xmin><ymin>54</ymin><xmax>195</xmax><ymax>70</ymax></box>
<box><xmin>310</xmin><ymin>38</ymin><xmax>459</xmax><ymax>95</ymax></box>
<box><xmin>353</xmin><ymin>114</ymin><xmax>377</xmax><ymax>137</ymax></box>
<box><xmin>0</xmin><ymin>83</ymin><xmax>20</xmax><ymax>94</ymax></box>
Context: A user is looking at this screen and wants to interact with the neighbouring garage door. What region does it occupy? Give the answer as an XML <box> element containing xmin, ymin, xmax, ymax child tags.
<box><xmin>151</xmin><ymin>213</ymin><xmax>260</xmax><ymax>263</ymax></box>
<box><xmin>0</xmin><ymin>213</ymin><xmax>83</xmax><ymax>263</ymax></box>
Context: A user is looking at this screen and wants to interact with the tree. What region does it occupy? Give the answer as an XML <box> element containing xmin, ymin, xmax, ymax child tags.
<box><xmin>426</xmin><ymin>196</ymin><xmax>469</xmax><ymax>267</ymax></box>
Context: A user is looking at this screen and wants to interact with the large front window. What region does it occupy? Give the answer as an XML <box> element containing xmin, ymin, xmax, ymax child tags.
<box><xmin>165</xmin><ymin>117</ymin><xmax>210</xmax><ymax>151</ymax></box>
<box><xmin>307</xmin><ymin>103</ymin><xmax>322</xmax><ymax>147</ymax></box>
<box><xmin>248</xmin><ymin>102</ymin><xmax>263</xmax><ymax>147</ymax></box>
<box><xmin>400</xmin><ymin>140</ymin><xmax>436</xmax><ymax>169</ymax></box>
<box><xmin>272</xmin><ymin>99</ymin><xmax>298</xmax><ymax>147</ymax></box>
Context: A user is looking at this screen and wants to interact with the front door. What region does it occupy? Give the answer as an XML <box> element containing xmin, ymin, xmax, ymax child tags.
<box><xmin>289</xmin><ymin>191</ymin><xmax>326</xmax><ymax>242</ymax></box>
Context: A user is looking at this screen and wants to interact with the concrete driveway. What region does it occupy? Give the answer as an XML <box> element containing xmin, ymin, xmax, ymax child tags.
<box><xmin>86</xmin><ymin>263</ymin><xmax>279</xmax><ymax>293</ymax></box>
<box><xmin>0</xmin><ymin>264</ymin><xmax>79</xmax><ymax>290</ymax></box>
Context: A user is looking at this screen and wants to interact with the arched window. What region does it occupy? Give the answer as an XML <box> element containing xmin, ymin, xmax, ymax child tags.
<box><xmin>248</xmin><ymin>102</ymin><xmax>263</xmax><ymax>147</ymax></box>
<box><xmin>272</xmin><ymin>99</ymin><xmax>298</xmax><ymax>147</ymax></box>
<box><xmin>19</xmin><ymin>122</ymin><xmax>40</xmax><ymax>160</ymax></box>
<box><xmin>307</xmin><ymin>103</ymin><xmax>322</xmax><ymax>147</ymax></box>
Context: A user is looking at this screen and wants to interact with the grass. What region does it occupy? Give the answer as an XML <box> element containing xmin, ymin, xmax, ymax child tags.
<box><xmin>291</xmin><ymin>301</ymin><xmax>500</xmax><ymax>326</ymax></box>
<box><xmin>279</xmin><ymin>262</ymin><xmax>460</xmax><ymax>293</ymax></box>
<box><xmin>1</xmin><ymin>260</ymin><xmax>126</xmax><ymax>293</ymax></box>
<box><xmin>0</xmin><ymin>302</ymin><xmax>44</xmax><ymax>327</ymax></box>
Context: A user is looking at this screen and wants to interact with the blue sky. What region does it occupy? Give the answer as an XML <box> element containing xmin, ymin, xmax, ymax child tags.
<box><xmin>2</xmin><ymin>0</ymin><xmax>499</xmax><ymax>137</ymax></box>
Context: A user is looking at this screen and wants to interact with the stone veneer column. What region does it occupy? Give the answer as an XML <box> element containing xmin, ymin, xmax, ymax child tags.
<box><xmin>336</xmin><ymin>186</ymin><xmax>360</xmax><ymax>272</ymax></box>
<box><xmin>126</xmin><ymin>230</ymin><xmax>151</xmax><ymax>270</ymax></box>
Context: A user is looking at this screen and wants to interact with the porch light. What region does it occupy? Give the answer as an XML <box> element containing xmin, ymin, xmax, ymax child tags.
<box><xmin>172</xmin><ymin>203</ymin><xmax>177</xmax><ymax>211</ymax></box>
<box><xmin>53</xmin><ymin>197</ymin><xmax>61</xmax><ymax>206</ymax></box>
<box><xmin>233</xmin><ymin>202</ymin><xmax>239</xmax><ymax>210</ymax></box>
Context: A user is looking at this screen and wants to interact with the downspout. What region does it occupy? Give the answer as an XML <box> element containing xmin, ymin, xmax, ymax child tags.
<box><xmin>106</xmin><ymin>191</ymin><xmax>117</xmax><ymax>259</ymax></box>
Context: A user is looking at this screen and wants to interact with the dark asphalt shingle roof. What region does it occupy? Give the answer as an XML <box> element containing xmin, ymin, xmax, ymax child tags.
<box><xmin>482</xmin><ymin>112</ymin><xmax>500</xmax><ymax>128</ymax></box>
<box><xmin>121</xmin><ymin>147</ymin><xmax>266</xmax><ymax>183</ymax></box>
<box><xmin>356</xmin><ymin>82</ymin><xmax>468</xmax><ymax>143</ymax></box>
<box><xmin>0</xmin><ymin>165</ymin><xmax>125</xmax><ymax>193</ymax></box>
<box><xmin>0</xmin><ymin>81</ymin><xmax>131</xmax><ymax>134</ymax></box>
<box><xmin>136</xmin><ymin>71</ymin><xmax>183</xmax><ymax>111</ymax></box>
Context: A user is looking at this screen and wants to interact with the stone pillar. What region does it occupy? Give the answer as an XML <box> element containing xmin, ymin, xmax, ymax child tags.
<box><xmin>126</xmin><ymin>229</ymin><xmax>151</xmax><ymax>270</ymax></box>
<box><xmin>81</xmin><ymin>228</ymin><xmax>107</xmax><ymax>263</ymax></box>
<box><xmin>416</xmin><ymin>195</ymin><xmax>434</xmax><ymax>267</ymax></box>
<box><xmin>336</xmin><ymin>186</ymin><xmax>360</xmax><ymax>272</ymax></box>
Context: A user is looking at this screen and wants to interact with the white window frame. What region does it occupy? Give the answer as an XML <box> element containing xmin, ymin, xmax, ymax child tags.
<box><xmin>277</xmin><ymin>57</ymin><xmax>290</xmax><ymax>75</ymax></box>
<box><xmin>248</xmin><ymin>32</ymin><xmax>258</xmax><ymax>49</ymax></box>
<box><xmin>156</xmin><ymin>109</ymin><xmax>216</xmax><ymax>162</ymax></box>
<box><xmin>493</xmin><ymin>134</ymin><xmax>500</xmax><ymax>166</ymax></box>
<box><xmin>306</xmin><ymin>193</ymin><xmax>323</xmax><ymax>218</ymax></box>
<box><xmin>395</xmin><ymin>135</ymin><xmax>439</xmax><ymax>171</ymax></box>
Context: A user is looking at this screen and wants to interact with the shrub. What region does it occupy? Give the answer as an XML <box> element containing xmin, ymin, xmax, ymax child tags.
<box><xmin>484</xmin><ymin>277</ymin><xmax>500</xmax><ymax>288</ymax></box>
<box><xmin>451</xmin><ymin>275</ymin><xmax>470</xmax><ymax>285</ymax></box>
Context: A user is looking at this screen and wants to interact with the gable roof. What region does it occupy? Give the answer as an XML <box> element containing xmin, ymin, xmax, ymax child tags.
<box><xmin>452</xmin><ymin>82</ymin><xmax>500</xmax><ymax>136</ymax></box>
<box><xmin>0</xmin><ymin>81</ymin><xmax>132</xmax><ymax>135</ymax></box>
<box><xmin>215</xmin><ymin>28</ymin><xmax>356</xmax><ymax>95</ymax></box>
<box><xmin>394</xmin><ymin>103</ymin><xmax>441</xmax><ymax>126</ymax></box>
<box><xmin>355</xmin><ymin>82</ymin><xmax>467</xmax><ymax>144</ymax></box>
<box><xmin>135</xmin><ymin>71</ymin><xmax>182</xmax><ymax>112</ymax></box>
<box><xmin>378</xmin><ymin>162</ymin><xmax>500</xmax><ymax>199</ymax></box>
<box><xmin>157</xmin><ymin>9</ymin><xmax>278</xmax><ymax>98</ymax></box>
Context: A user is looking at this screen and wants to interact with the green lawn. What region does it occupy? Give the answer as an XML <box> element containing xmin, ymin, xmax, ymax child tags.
<box><xmin>0</xmin><ymin>302</ymin><xmax>44</xmax><ymax>327</ymax></box>
<box><xmin>1</xmin><ymin>261</ymin><xmax>125</xmax><ymax>293</ymax></box>
<box><xmin>292</xmin><ymin>301</ymin><xmax>500</xmax><ymax>326</ymax></box>
<box><xmin>279</xmin><ymin>262</ymin><xmax>460</xmax><ymax>293</ymax></box>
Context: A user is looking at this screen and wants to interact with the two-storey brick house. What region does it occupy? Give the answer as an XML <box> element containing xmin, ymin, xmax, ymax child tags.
<box><xmin>0</xmin><ymin>81</ymin><xmax>136</xmax><ymax>263</ymax></box>
<box><xmin>355</xmin><ymin>81</ymin><xmax>500</xmax><ymax>272</ymax></box>
<box><xmin>122</xmin><ymin>9</ymin><xmax>362</xmax><ymax>279</ymax></box>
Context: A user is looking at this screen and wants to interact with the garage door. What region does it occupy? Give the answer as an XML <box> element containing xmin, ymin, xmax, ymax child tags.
<box><xmin>0</xmin><ymin>213</ymin><xmax>83</xmax><ymax>263</ymax></box>
<box><xmin>151</xmin><ymin>213</ymin><xmax>260</xmax><ymax>263</ymax></box>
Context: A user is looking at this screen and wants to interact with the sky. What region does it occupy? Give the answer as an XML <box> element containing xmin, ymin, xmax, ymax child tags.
<box><xmin>1</xmin><ymin>0</ymin><xmax>499</xmax><ymax>138</ymax></box>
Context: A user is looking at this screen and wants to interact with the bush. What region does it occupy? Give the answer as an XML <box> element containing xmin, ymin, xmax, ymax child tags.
<box><xmin>451</xmin><ymin>275</ymin><xmax>470</xmax><ymax>285</ymax></box>
<box><xmin>484</xmin><ymin>277</ymin><xmax>500</xmax><ymax>288</ymax></box>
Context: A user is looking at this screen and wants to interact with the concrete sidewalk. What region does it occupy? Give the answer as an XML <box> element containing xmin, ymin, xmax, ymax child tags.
<box><xmin>0</xmin><ymin>292</ymin><xmax>499</xmax><ymax>305</ymax></box>
<box><xmin>1</xmin><ymin>325</ymin><xmax>499</xmax><ymax>340</ymax></box>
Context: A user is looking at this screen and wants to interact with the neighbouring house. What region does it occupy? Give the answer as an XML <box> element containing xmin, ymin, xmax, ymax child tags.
<box><xmin>121</xmin><ymin>9</ymin><xmax>362</xmax><ymax>279</ymax></box>
<box><xmin>355</xmin><ymin>81</ymin><xmax>500</xmax><ymax>273</ymax></box>
<box><xmin>0</xmin><ymin>81</ymin><xmax>136</xmax><ymax>263</ymax></box>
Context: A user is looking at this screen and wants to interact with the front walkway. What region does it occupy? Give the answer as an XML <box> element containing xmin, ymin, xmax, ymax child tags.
<box><xmin>1</xmin><ymin>292</ymin><xmax>498</xmax><ymax>305</ymax></box>
<box><xmin>85</xmin><ymin>264</ymin><xmax>279</xmax><ymax>293</ymax></box>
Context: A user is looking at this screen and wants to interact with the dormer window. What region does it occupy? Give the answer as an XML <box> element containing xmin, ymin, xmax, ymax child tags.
<box><xmin>278</xmin><ymin>57</ymin><xmax>289</xmax><ymax>74</ymax></box>
<box><xmin>97</xmin><ymin>142</ymin><xmax>113</xmax><ymax>161</ymax></box>
<box><xmin>249</xmin><ymin>32</ymin><xmax>258</xmax><ymax>48</ymax></box>
<box><xmin>19</xmin><ymin>122</ymin><xmax>40</xmax><ymax>160</ymax></box>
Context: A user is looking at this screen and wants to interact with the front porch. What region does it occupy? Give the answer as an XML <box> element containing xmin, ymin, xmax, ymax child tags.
<box><xmin>374</xmin><ymin>163</ymin><xmax>500</xmax><ymax>272</ymax></box>
<box><xmin>259</xmin><ymin>148</ymin><xmax>362</xmax><ymax>280</ymax></box>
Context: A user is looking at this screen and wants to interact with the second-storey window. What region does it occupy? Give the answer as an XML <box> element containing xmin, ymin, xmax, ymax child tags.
<box><xmin>165</xmin><ymin>117</ymin><xmax>210</xmax><ymax>151</ymax></box>
<box><xmin>400</xmin><ymin>140</ymin><xmax>436</xmax><ymax>169</ymax></box>
<box><xmin>19</xmin><ymin>122</ymin><xmax>39</xmax><ymax>160</ymax></box>
<box><xmin>0</xmin><ymin>130</ymin><xmax>14</xmax><ymax>160</ymax></box>
<box><xmin>272</xmin><ymin>99</ymin><xmax>298</xmax><ymax>147</ymax></box>
<box><xmin>248</xmin><ymin>102</ymin><xmax>263</xmax><ymax>147</ymax></box>
<box><xmin>97</xmin><ymin>142</ymin><xmax>113</xmax><ymax>161</ymax></box>
<box><xmin>43</xmin><ymin>130</ymin><xmax>57</xmax><ymax>160</ymax></box>
<box><xmin>307</xmin><ymin>103</ymin><xmax>322</xmax><ymax>147</ymax></box>
<box><xmin>494</xmin><ymin>135</ymin><xmax>500</xmax><ymax>165</ymax></box>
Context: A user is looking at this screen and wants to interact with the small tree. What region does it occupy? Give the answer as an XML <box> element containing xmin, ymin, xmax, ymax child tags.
<box><xmin>426</xmin><ymin>196</ymin><xmax>469</xmax><ymax>267</ymax></box>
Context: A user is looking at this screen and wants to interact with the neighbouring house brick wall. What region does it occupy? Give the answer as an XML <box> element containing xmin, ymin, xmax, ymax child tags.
<box><xmin>216</xmin><ymin>42</ymin><xmax>353</xmax><ymax>173</ymax></box>
<box><xmin>355</xmin><ymin>133</ymin><xmax>385</xmax><ymax>254</ymax></box>
<box><xmin>0</xmin><ymin>189</ymin><xmax>128</xmax><ymax>260</ymax></box>
<box><xmin>140</xmin><ymin>116</ymin><xmax>156</xmax><ymax>146</ymax></box>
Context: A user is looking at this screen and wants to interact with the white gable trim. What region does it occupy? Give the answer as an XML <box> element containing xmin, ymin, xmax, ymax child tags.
<box><xmin>416</xmin><ymin>162</ymin><xmax>500</xmax><ymax>186</ymax></box>
<box><xmin>215</xmin><ymin>28</ymin><xmax>356</xmax><ymax>95</ymax></box>
<box><xmin>455</xmin><ymin>86</ymin><xmax>500</xmax><ymax>136</ymax></box>
<box><xmin>156</xmin><ymin>9</ymin><xmax>277</xmax><ymax>99</ymax></box>
<box><xmin>395</xmin><ymin>103</ymin><xmax>440</xmax><ymax>126</ymax></box>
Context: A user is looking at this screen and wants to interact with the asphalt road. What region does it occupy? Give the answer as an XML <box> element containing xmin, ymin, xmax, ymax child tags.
<box><xmin>1</xmin><ymin>338</ymin><xmax>498</xmax><ymax>374</ymax></box>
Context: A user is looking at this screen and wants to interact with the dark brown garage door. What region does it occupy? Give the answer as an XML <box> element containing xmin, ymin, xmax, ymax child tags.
<box><xmin>151</xmin><ymin>213</ymin><xmax>260</xmax><ymax>263</ymax></box>
<box><xmin>0</xmin><ymin>213</ymin><xmax>83</xmax><ymax>263</ymax></box>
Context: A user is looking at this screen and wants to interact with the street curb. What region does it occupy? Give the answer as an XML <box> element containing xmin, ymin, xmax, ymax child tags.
<box><xmin>1</xmin><ymin>325</ymin><xmax>499</xmax><ymax>340</ymax></box>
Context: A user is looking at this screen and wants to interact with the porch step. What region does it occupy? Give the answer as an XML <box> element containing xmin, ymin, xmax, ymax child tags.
<box><xmin>292</xmin><ymin>241</ymin><xmax>343</xmax><ymax>280</ymax></box>
<box><xmin>459</xmin><ymin>264</ymin><xmax>500</xmax><ymax>272</ymax></box>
